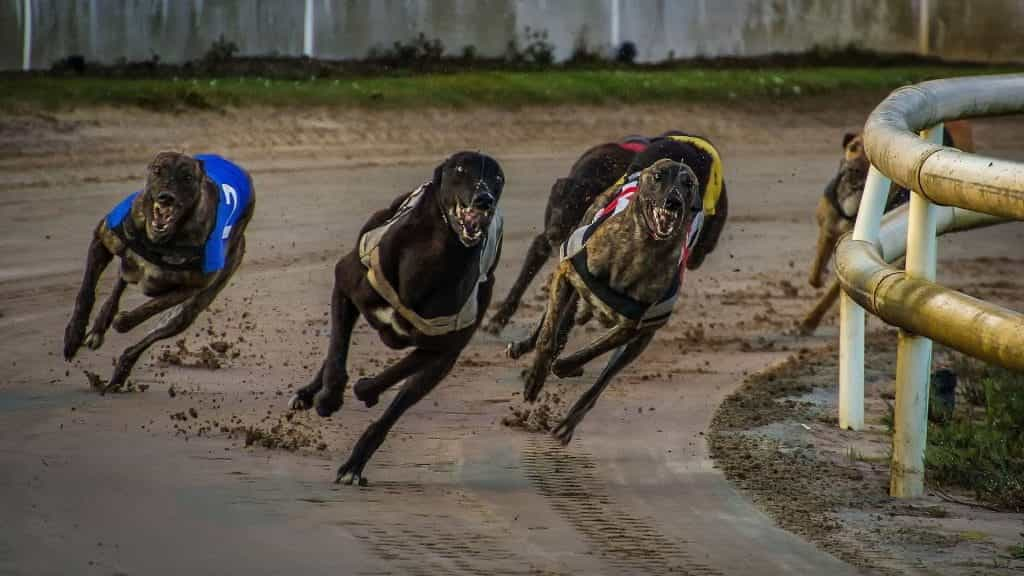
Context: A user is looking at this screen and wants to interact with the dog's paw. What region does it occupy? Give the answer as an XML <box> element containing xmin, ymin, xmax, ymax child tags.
<box><xmin>112</xmin><ymin>312</ymin><xmax>132</xmax><ymax>333</ymax></box>
<box><xmin>552</xmin><ymin>419</ymin><xmax>576</xmax><ymax>446</ymax></box>
<box><xmin>335</xmin><ymin>458</ymin><xmax>369</xmax><ymax>486</ymax></box>
<box><xmin>352</xmin><ymin>378</ymin><xmax>380</xmax><ymax>408</ymax></box>
<box><xmin>313</xmin><ymin>388</ymin><xmax>343</xmax><ymax>418</ymax></box>
<box><xmin>84</xmin><ymin>331</ymin><xmax>104</xmax><ymax>351</ymax></box>
<box><xmin>287</xmin><ymin>393</ymin><xmax>312</xmax><ymax>411</ymax></box>
<box><xmin>104</xmin><ymin>366</ymin><xmax>129</xmax><ymax>395</ymax></box>
<box><xmin>336</xmin><ymin>471</ymin><xmax>369</xmax><ymax>487</ymax></box>
<box><xmin>551</xmin><ymin>359</ymin><xmax>584</xmax><ymax>379</ymax></box>
<box><xmin>506</xmin><ymin>339</ymin><xmax>532</xmax><ymax>360</ymax></box>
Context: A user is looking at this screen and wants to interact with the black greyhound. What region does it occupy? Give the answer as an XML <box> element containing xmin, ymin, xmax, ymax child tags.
<box><xmin>289</xmin><ymin>151</ymin><xmax>505</xmax><ymax>485</ymax></box>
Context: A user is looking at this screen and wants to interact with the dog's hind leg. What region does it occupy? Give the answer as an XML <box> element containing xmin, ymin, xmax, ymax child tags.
<box><xmin>486</xmin><ymin>233</ymin><xmax>552</xmax><ymax>333</ymax></box>
<box><xmin>84</xmin><ymin>275</ymin><xmax>127</xmax><ymax>351</ymax></box>
<box><xmin>104</xmin><ymin>254</ymin><xmax>240</xmax><ymax>393</ymax></box>
<box><xmin>112</xmin><ymin>288</ymin><xmax>197</xmax><ymax>333</ymax></box>
<box><xmin>336</xmin><ymin>351</ymin><xmax>458</xmax><ymax>486</ymax></box>
<box><xmin>553</xmin><ymin>332</ymin><xmax>654</xmax><ymax>445</ymax></box>
<box><xmin>522</xmin><ymin>265</ymin><xmax>574</xmax><ymax>402</ymax></box>
<box><xmin>311</xmin><ymin>287</ymin><xmax>360</xmax><ymax>417</ymax></box>
<box><xmin>352</xmin><ymin>348</ymin><xmax>434</xmax><ymax>408</ymax></box>
<box><xmin>64</xmin><ymin>235</ymin><xmax>114</xmax><ymax>360</ymax></box>
<box><xmin>551</xmin><ymin>321</ymin><xmax>636</xmax><ymax>379</ymax></box>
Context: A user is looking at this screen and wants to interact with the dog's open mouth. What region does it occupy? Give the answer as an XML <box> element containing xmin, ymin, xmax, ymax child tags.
<box><xmin>646</xmin><ymin>200</ymin><xmax>682</xmax><ymax>240</ymax></box>
<box><xmin>150</xmin><ymin>201</ymin><xmax>178</xmax><ymax>238</ymax></box>
<box><xmin>451</xmin><ymin>200</ymin><xmax>490</xmax><ymax>246</ymax></box>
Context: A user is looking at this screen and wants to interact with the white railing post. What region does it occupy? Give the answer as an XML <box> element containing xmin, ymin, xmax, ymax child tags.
<box><xmin>610</xmin><ymin>0</ymin><xmax>621</xmax><ymax>51</ymax></box>
<box><xmin>918</xmin><ymin>0</ymin><xmax>930</xmax><ymax>56</ymax></box>
<box><xmin>838</xmin><ymin>165</ymin><xmax>891</xmax><ymax>430</ymax></box>
<box><xmin>890</xmin><ymin>124</ymin><xmax>943</xmax><ymax>498</ymax></box>
<box><xmin>22</xmin><ymin>0</ymin><xmax>32</xmax><ymax>71</ymax></box>
<box><xmin>303</xmin><ymin>0</ymin><xmax>315</xmax><ymax>58</ymax></box>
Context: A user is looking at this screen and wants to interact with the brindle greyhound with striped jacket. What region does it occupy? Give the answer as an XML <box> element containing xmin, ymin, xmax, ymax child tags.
<box><xmin>511</xmin><ymin>144</ymin><xmax>724</xmax><ymax>444</ymax></box>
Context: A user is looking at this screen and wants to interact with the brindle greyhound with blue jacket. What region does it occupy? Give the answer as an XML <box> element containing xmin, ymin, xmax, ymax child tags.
<box><xmin>63</xmin><ymin>151</ymin><xmax>254</xmax><ymax>392</ymax></box>
<box><xmin>289</xmin><ymin>151</ymin><xmax>505</xmax><ymax>485</ymax></box>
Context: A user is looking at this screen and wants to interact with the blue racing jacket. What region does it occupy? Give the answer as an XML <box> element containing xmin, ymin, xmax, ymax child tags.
<box><xmin>106</xmin><ymin>154</ymin><xmax>252</xmax><ymax>273</ymax></box>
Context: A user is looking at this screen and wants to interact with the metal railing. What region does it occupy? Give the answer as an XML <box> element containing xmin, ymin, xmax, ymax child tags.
<box><xmin>835</xmin><ymin>74</ymin><xmax>1024</xmax><ymax>498</ymax></box>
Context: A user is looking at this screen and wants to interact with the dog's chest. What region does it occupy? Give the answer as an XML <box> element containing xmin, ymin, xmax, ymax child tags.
<box><xmin>585</xmin><ymin>218</ymin><xmax>680</xmax><ymax>303</ymax></box>
<box><xmin>119</xmin><ymin>249</ymin><xmax>206</xmax><ymax>296</ymax></box>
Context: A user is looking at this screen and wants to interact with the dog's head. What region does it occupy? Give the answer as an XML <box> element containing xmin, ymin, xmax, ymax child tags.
<box><xmin>837</xmin><ymin>132</ymin><xmax>869</xmax><ymax>195</ymax></box>
<box><xmin>433</xmin><ymin>151</ymin><xmax>504</xmax><ymax>247</ymax></box>
<box><xmin>141</xmin><ymin>151</ymin><xmax>206</xmax><ymax>244</ymax></box>
<box><xmin>635</xmin><ymin>158</ymin><xmax>700</xmax><ymax>241</ymax></box>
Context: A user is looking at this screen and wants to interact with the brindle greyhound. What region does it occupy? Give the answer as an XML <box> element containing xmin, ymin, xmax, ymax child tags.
<box><xmin>484</xmin><ymin>138</ymin><xmax>643</xmax><ymax>333</ymax></box>
<box><xmin>514</xmin><ymin>159</ymin><xmax>704</xmax><ymax>444</ymax></box>
<box><xmin>799</xmin><ymin>121</ymin><xmax>974</xmax><ymax>334</ymax></box>
<box><xmin>509</xmin><ymin>133</ymin><xmax>729</xmax><ymax>443</ymax></box>
<box><xmin>507</xmin><ymin>134</ymin><xmax>729</xmax><ymax>359</ymax></box>
<box><xmin>289</xmin><ymin>151</ymin><xmax>505</xmax><ymax>485</ymax></box>
<box><xmin>808</xmin><ymin>121</ymin><xmax>974</xmax><ymax>288</ymax></box>
<box><xmin>63</xmin><ymin>151</ymin><xmax>254</xmax><ymax>392</ymax></box>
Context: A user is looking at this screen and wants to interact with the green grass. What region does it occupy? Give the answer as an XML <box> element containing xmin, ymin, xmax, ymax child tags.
<box><xmin>926</xmin><ymin>361</ymin><xmax>1024</xmax><ymax>512</ymax></box>
<box><xmin>2</xmin><ymin>66</ymin><xmax>1021</xmax><ymax>111</ymax></box>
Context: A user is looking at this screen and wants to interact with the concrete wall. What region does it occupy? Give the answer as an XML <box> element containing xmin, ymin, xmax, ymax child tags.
<box><xmin>3</xmin><ymin>0</ymin><xmax>1024</xmax><ymax>70</ymax></box>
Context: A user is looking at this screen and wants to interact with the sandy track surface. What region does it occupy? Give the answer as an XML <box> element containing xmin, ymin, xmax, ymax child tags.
<box><xmin>2</xmin><ymin>103</ymin><xmax>1023</xmax><ymax>575</ymax></box>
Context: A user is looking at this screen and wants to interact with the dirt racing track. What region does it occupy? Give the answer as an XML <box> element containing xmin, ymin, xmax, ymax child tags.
<box><xmin>2</xmin><ymin>104</ymin><xmax>1023</xmax><ymax>575</ymax></box>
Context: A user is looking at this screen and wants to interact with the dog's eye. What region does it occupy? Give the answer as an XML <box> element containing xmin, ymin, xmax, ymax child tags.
<box><xmin>456</xmin><ymin>165</ymin><xmax>465</xmax><ymax>175</ymax></box>
<box><xmin>653</xmin><ymin>172</ymin><xmax>662</xmax><ymax>182</ymax></box>
<box><xmin>150</xmin><ymin>165</ymin><xmax>163</xmax><ymax>177</ymax></box>
<box><xmin>182</xmin><ymin>173</ymin><xmax>194</xmax><ymax>184</ymax></box>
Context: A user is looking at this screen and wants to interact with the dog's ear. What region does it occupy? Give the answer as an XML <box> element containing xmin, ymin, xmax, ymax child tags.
<box><xmin>194</xmin><ymin>156</ymin><xmax>207</xmax><ymax>184</ymax></box>
<box><xmin>842</xmin><ymin>132</ymin><xmax>857</xmax><ymax>149</ymax></box>
<box><xmin>548</xmin><ymin>177</ymin><xmax>575</xmax><ymax>202</ymax></box>
<box><xmin>432</xmin><ymin>158</ymin><xmax>447</xmax><ymax>188</ymax></box>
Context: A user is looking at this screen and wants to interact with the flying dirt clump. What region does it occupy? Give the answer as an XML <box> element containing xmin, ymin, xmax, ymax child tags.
<box><xmin>228</xmin><ymin>413</ymin><xmax>327</xmax><ymax>452</ymax></box>
<box><xmin>502</xmin><ymin>391</ymin><xmax>565</xmax><ymax>432</ymax></box>
<box><xmin>157</xmin><ymin>338</ymin><xmax>239</xmax><ymax>370</ymax></box>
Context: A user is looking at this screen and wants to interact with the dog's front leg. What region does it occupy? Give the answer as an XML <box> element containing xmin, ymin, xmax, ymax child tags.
<box><xmin>522</xmin><ymin>264</ymin><xmax>574</xmax><ymax>402</ymax></box>
<box><xmin>112</xmin><ymin>287</ymin><xmax>198</xmax><ymax>333</ymax></box>
<box><xmin>336</xmin><ymin>351</ymin><xmax>458</xmax><ymax>486</ymax></box>
<box><xmin>507</xmin><ymin>310</ymin><xmax>544</xmax><ymax>359</ymax></box>
<box><xmin>486</xmin><ymin>233</ymin><xmax>552</xmax><ymax>333</ymax></box>
<box><xmin>551</xmin><ymin>320</ymin><xmax>636</xmax><ymax>379</ymax></box>
<box><xmin>310</xmin><ymin>285</ymin><xmax>360</xmax><ymax>417</ymax></box>
<box><xmin>84</xmin><ymin>275</ymin><xmax>127</xmax><ymax>350</ymax></box>
<box><xmin>105</xmin><ymin>255</ymin><xmax>240</xmax><ymax>393</ymax></box>
<box><xmin>809</xmin><ymin>198</ymin><xmax>839</xmax><ymax>288</ymax></box>
<box><xmin>553</xmin><ymin>331</ymin><xmax>654</xmax><ymax>445</ymax></box>
<box><xmin>64</xmin><ymin>235</ymin><xmax>114</xmax><ymax>360</ymax></box>
<box><xmin>352</xmin><ymin>348</ymin><xmax>434</xmax><ymax>408</ymax></box>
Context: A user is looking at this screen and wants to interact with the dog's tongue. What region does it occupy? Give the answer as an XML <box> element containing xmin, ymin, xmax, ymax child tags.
<box><xmin>153</xmin><ymin>205</ymin><xmax>173</xmax><ymax>228</ymax></box>
<box><xmin>462</xmin><ymin>209</ymin><xmax>484</xmax><ymax>236</ymax></box>
<box><xmin>655</xmin><ymin>210</ymin><xmax>675</xmax><ymax>235</ymax></box>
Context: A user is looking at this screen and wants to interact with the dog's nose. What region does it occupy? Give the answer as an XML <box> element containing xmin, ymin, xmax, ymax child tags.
<box><xmin>471</xmin><ymin>192</ymin><xmax>495</xmax><ymax>212</ymax></box>
<box><xmin>156</xmin><ymin>192</ymin><xmax>175</xmax><ymax>206</ymax></box>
